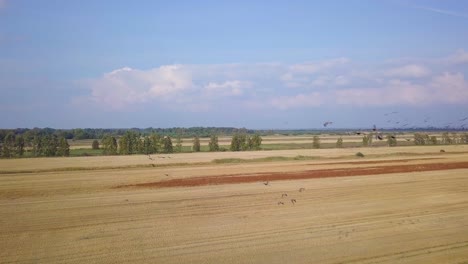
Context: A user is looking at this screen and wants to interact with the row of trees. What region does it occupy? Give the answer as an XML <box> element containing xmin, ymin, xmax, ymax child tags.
<box><xmin>0</xmin><ymin>127</ymin><xmax>258</xmax><ymax>141</ymax></box>
<box><xmin>0</xmin><ymin>133</ymin><xmax>70</xmax><ymax>158</ymax></box>
<box><xmin>414</xmin><ymin>132</ymin><xmax>468</xmax><ymax>145</ymax></box>
<box><xmin>98</xmin><ymin>132</ymin><xmax>240</xmax><ymax>155</ymax></box>
<box><xmin>230</xmin><ymin>134</ymin><xmax>262</xmax><ymax>151</ymax></box>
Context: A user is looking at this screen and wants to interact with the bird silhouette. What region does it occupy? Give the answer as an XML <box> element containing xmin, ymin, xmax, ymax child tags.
<box><xmin>323</xmin><ymin>121</ymin><xmax>333</xmax><ymax>127</ymax></box>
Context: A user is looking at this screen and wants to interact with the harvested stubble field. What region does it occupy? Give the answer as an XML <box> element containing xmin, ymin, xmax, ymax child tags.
<box><xmin>1</xmin><ymin>145</ymin><xmax>468</xmax><ymax>263</ymax></box>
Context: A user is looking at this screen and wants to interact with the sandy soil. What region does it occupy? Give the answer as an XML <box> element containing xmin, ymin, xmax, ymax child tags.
<box><xmin>1</xmin><ymin>147</ymin><xmax>468</xmax><ymax>263</ymax></box>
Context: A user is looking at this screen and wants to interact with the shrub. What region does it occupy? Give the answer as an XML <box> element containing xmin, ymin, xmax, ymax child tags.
<box><xmin>92</xmin><ymin>139</ymin><xmax>99</xmax><ymax>150</ymax></box>
<box><xmin>355</xmin><ymin>152</ymin><xmax>365</xmax><ymax>158</ymax></box>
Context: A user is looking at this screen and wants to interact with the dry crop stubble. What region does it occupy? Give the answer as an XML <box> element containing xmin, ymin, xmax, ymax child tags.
<box><xmin>1</xmin><ymin>146</ymin><xmax>468</xmax><ymax>263</ymax></box>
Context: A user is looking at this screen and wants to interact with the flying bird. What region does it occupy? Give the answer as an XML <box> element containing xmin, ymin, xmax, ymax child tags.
<box><xmin>323</xmin><ymin>121</ymin><xmax>333</xmax><ymax>127</ymax></box>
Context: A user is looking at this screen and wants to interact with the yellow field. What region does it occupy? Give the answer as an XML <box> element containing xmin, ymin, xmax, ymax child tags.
<box><xmin>1</xmin><ymin>144</ymin><xmax>468</xmax><ymax>263</ymax></box>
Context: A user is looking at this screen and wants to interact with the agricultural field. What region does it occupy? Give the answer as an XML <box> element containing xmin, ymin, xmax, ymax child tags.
<box><xmin>1</xmin><ymin>141</ymin><xmax>468</xmax><ymax>263</ymax></box>
<box><xmin>66</xmin><ymin>132</ymin><xmax>459</xmax><ymax>154</ymax></box>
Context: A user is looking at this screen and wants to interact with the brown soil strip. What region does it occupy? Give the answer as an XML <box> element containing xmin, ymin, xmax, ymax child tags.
<box><xmin>311</xmin><ymin>157</ymin><xmax>441</xmax><ymax>166</ymax></box>
<box><xmin>118</xmin><ymin>161</ymin><xmax>468</xmax><ymax>189</ymax></box>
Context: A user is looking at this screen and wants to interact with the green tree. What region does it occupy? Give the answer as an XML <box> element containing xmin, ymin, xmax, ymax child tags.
<box><xmin>150</xmin><ymin>133</ymin><xmax>161</xmax><ymax>153</ymax></box>
<box><xmin>362</xmin><ymin>134</ymin><xmax>374</xmax><ymax>147</ymax></box>
<box><xmin>441</xmin><ymin>132</ymin><xmax>452</xmax><ymax>145</ymax></box>
<box><xmin>44</xmin><ymin>135</ymin><xmax>58</xmax><ymax>156</ymax></box>
<box><xmin>336</xmin><ymin>137</ymin><xmax>343</xmax><ymax>148</ymax></box>
<box><xmin>117</xmin><ymin>131</ymin><xmax>140</xmax><ymax>155</ymax></box>
<box><xmin>250</xmin><ymin>134</ymin><xmax>262</xmax><ymax>150</ymax></box>
<box><xmin>386</xmin><ymin>135</ymin><xmax>397</xmax><ymax>147</ymax></box>
<box><xmin>142</xmin><ymin>136</ymin><xmax>153</xmax><ymax>154</ymax></box>
<box><xmin>57</xmin><ymin>137</ymin><xmax>70</xmax><ymax>156</ymax></box>
<box><xmin>193</xmin><ymin>136</ymin><xmax>201</xmax><ymax>152</ymax></box>
<box><xmin>208</xmin><ymin>135</ymin><xmax>219</xmax><ymax>151</ymax></box>
<box><xmin>32</xmin><ymin>136</ymin><xmax>43</xmax><ymax>157</ymax></box>
<box><xmin>119</xmin><ymin>136</ymin><xmax>129</xmax><ymax>155</ymax></box>
<box><xmin>162</xmin><ymin>136</ymin><xmax>173</xmax><ymax>153</ymax></box>
<box><xmin>92</xmin><ymin>139</ymin><xmax>100</xmax><ymax>150</ymax></box>
<box><xmin>430</xmin><ymin>136</ymin><xmax>438</xmax><ymax>145</ymax></box>
<box><xmin>230</xmin><ymin>134</ymin><xmax>247</xmax><ymax>151</ymax></box>
<box><xmin>102</xmin><ymin>135</ymin><xmax>118</xmax><ymax>155</ymax></box>
<box><xmin>312</xmin><ymin>135</ymin><xmax>320</xmax><ymax>149</ymax></box>
<box><xmin>15</xmin><ymin>135</ymin><xmax>25</xmax><ymax>157</ymax></box>
<box><xmin>462</xmin><ymin>133</ymin><xmax>468</xmax><ymax>144</ymax></box>
<box><xmin>126</xmin><ymin>131</ymin><xmax>139</xmax><ymax>154</ymax></box>
<box><xmin>452</xmin><ymin>133</ymin><xmax>459</xmax><ymax>144</ymax></box>
<box><xmin>175</xmin><ymin>135</ymin><xmax>183</xmax><ymax>152</ymax></box>
<box><xmin>2</xmin><ymin>133</ymin><xmax>15</xmax><ymax>158</ymax></box>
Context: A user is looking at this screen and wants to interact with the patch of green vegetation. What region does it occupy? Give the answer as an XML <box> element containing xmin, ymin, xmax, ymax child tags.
<box><xmin>212</xmin><ymin>155</ymin><xmax>319</xmax><ymax>164</ymax></box>
<box><xmin>69</xmin><ymin>148</ymin><xmax>104</xmax><ymax>157</ymax></box>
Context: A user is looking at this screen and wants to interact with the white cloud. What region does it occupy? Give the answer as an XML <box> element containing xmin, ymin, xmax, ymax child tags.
<box><xmin>384</xmin><ymin>64</ymin><xmax>430</xmax><ymax>78</ymax></box>
<box><xmin>289</xmin><ymin>57</ymin><xmax>349</xmax><ymax>74</ymax></box>
<box><xmin>281</xmin><ymin>58</ymin><xmax>350</xmax><ymax>88</ymax></box>
<box><xmin>310</xmin><ymin>75</ymin><xmax>349</xmax><ymax>87</ymax></box>
<box><xmin>334</xmin><ymin>73</ymin><xmax>468</xmax><ymax>106</ymax></box>
<box><xmin>270</xmin><ymin>93</ymin><xmax>322</xmax><ymax>110</ymax></box>
<box><xmin>447</xmin><ymin>49</ymin><xmax>468</xmax><ymax>64</ymax></box>
<box><xmin>334</xmin><ymin>80</ymin><xmax>430</xmax><ymax>106</ymax></box>
<box><xmin>204</xmin><ymin>80</ymin><xmax>251</xmax><ymax>96</ymax></box>
<box><xmin>80</xmin><ymin>51</ymin><xmax>468</xmax><ymax>111</ymax></box>
<box><xmin>431</xmin><ymin>72</ymin><xmax>468</xmax><ymax>103</ymax></box>
<box><xmin>88</xmin><ymin>65</ymin><xmax>194</xmax><ymax>109</ymax></box>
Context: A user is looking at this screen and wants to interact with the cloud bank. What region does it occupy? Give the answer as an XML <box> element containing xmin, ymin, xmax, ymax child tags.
<box><xmin>80</xmin><ymin>50</ymin><xmax>468</xmax><ymax>111</ymax></box>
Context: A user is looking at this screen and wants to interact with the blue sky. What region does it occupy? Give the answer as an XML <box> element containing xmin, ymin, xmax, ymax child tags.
<box><xmin>1</xmin><ymin>0</ymin><xmax>468</xmax><ymax>129</ymax></box>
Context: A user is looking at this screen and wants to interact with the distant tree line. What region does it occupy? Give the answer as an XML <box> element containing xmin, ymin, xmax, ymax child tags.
<box><xmin>0</xmin><ymin>132</ymin><xmax>69</xmax><ymax>158</ymax></box>
<box><xmin>0</xmin><ymin>127</ymin><xmax>260</xmax><ymax>141</ymax></box>
<box><xmin>2</xmin><ymin>127</ymin><xmax>468</xmax><ymax>142</ymax></box>
<box><xmin>413</xmin><ymin>132</ymin><xmax>468</xmax><ymax>145</ymax></box>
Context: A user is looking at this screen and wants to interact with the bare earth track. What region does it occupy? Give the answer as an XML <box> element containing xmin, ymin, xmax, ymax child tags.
<box><xmin>1</xmin><ymin>145</ymin><xmax>468</xmax><ymax>263</ymax></box>
<box><xmin>123</xmin><ymin>158</ymin><xmax>468</xmax><ymax>188</ymax></box>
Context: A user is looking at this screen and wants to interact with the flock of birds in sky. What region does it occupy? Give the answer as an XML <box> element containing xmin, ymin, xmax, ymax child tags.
<box><xmin>321</xmin><ymin>111</ymin><xmax>468</xmax><ymax>142</ymax></box>
<box><xmin>322</xmin><ymin>111</ymin><xmax>468</xmax><ymax>130</ymax></box>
